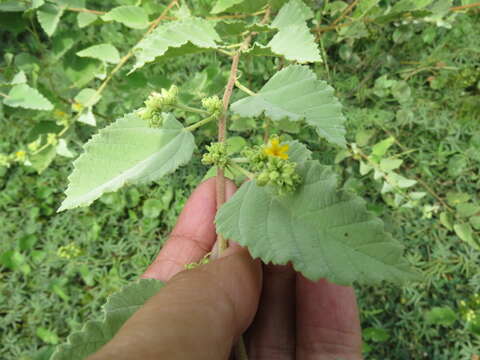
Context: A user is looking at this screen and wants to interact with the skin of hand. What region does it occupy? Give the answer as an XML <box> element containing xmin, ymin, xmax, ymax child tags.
<box><xmin>88</xmin><ymin>178</ymin><xmax>363</xmax><ymax>360</ymax></box>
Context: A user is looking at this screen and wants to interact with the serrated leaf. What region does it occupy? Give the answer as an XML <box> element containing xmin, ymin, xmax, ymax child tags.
<box><xmin>216</xmin><ymin>160</ymin><xmax>419</xmax><ymax>285</ymax></box>
<box><xmin>286</xmin><ymin>140</ymin><xmax>312</xmax><ymax>164</ymax></box>
<box><xmin>231</xmin><ymin>65</ymin><xmax>346</xmax><ymax>146</ymax></box>
<box><xmin>102</xmin><ymin>5</ymin><xmax>149</xmax><ymax>29</ymax></box>
<box><xmin>380</xmin><ymin>158</ymin><xmax>403</xmax><ymax>172</ymax></box>
<box><xmin>37</xmin><ymin>3</ymin><xmax>64</xmax><ymax>36</ymax></box>
<box><xmin>52</xmin><ymin>279</ymin><xmax>164</xmax><ymax>360</ymax></box>
<box><xmin>211</xmin><ymin>0</ymin><xmax>245</xmax><ymax>14</ymax></box>
<box><xmin>266</xmin><ymin>23</ymin><xmax>321</xmax><ymax>63</ymax></box>
<box><xmin>11</xmin><ymin>71</ymin><xmax>27</xmax><ymax>84</ymax></box>
<box><xmin>77</xmin><ymin>12</ymin><xmax>97</xmax><ymax>28</ymax></box>
<box><xmin>4</xmin><ymin>84</ymin><xmax>53</xmax><ymax>110</ymax></box>
<box><xmin>271</xmin><ymin>0</ymin><xmax>314</xmax><ymax>29</ymax></box>
<box><xmin>77</xmin><ymin>43</ymin><xmax>120</xmax><ymax>64</ymax></box>
<box><xmin>132</xmin><ymin>18</ymin><xmax>220</xmax><ymax>71</ymax></box>
<box><xmin>59</xmin><ymin>113</ymin><xmax>195</xmax><ymax>211</ymax></box>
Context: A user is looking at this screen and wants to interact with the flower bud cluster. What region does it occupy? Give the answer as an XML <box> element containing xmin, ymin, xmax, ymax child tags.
<box><xmin>138</xmin><ymin>85</ymin><xmax>179</xmax><ymax>128</ymax></box>
<box><xmin>57</xmin><ymin>243</ymin><xmax>82</xmax><ymax>259</ymax></box>
<box><xmin>202</xmin><ymin>96</ymin><xmax>223</xmax><ymax>118</ymax></box>
<box><xmin>202</xmin><ymin>142</ymin><xmax>229</xmax><ymax>168</ymax></box>
<box><xmin>243</xmin><ymin>143</ymin><xmax>301</xmax><ymax>195</ymax></box>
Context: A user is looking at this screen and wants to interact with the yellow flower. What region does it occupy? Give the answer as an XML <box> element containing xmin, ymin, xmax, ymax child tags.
<box><xmin>264</xmin><ymin>138</ymin><xmax>289</xmax><ymax>160</ymax></box>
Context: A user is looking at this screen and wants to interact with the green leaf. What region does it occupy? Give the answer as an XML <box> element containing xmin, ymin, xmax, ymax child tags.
<box><xmin>132</xmin><ymin>18</ymin><xmax>220</xmax><ymax>71</ymax></box>
<box><xmin>379</xmin><ymin>158</ymin><xmax>403</xmax><ymax>172</ymax></box>
<box><xmin>52</xmin><ymin>279</ymin><xmax>165</xmax><ymax>360</ymax></box>
<box><xmin>456</xmin><ymin>203</ymin><xmax>480</xmax><ymax>218</ymax></box>
<box><xmin>425</xmin><ymin>307</ymin><xmax>457</xmax><ymax>327</ymax></box>
<box><xmin>77</xmin><ymin>43</ymin><xmax>120</xmax><ymax>64</ymax></box>
<box><xmin>231</xmin><ymin>65</ymin><xmax>346</xmax><ymax>147</ymax></box>
<box><xmin>30</xmin><ymin>145</ymin><xmax>57</xmax><ymax>174</ymax></box>
<box><xmin>11</xmin><ymin>71</ymin><xmax>27</xmax><ymax>84</ymax></box>
<box><xmin>4</xmin><ymin>84</ymin><xmax>53</xmax><ymax>111</ymax></box>
<box><xmin>78</xmin><ymin>108</ymin><xmax>96</xmax><ymax>127</ymax></box>
<box><xmin>77</xmin><ymin>12</ymin><xmax>97</xmax><ymax>28</ymax></box>
<box><xmin>74</xmin><ymin>88</ymin><xmax>101</xmax><ymax>107</ymax></box>
<box><xmin>0</xmin><ymin>1</ymin><xmax>27</xmax><ymax>12</ymax></box>
<box><xmin>454</xmin><ymin>223</ymin><xmax>479</xmax><ymax>250</ymax></box>
<box><xmin>102</xmin><ymin>6</ymin><xmax>149</xmax><ymax>29</ymax></box>
<box><xmin>266</xmin><ymin>23</ymin><xmax>321</xmax><ymax>63</ymax></box>
<box><xmin>216</xmin><ymin>161</ymin><xmax>419</xmax><ymax>285</ymax></box>
<box><xmin>271</xmin><ymin>0</ymin><xmax>314</xmax><ymax>29</ymax></box>
<box><xmin>59</xmin><ymin>113</ymin><xmax>196</xmax><ymax>211</ymax></box>
<box><xmin>211</xmin><ymin>0</ymin><xmax>245</xmax><ymax>14</ymax></box>
<box><xmin>470</xmin><ymin>216</ymin><xmax>480</xmax><ymax>231</ymax></box>
<box><xmin>371</xmin><ymin>137</ymin><xmax>395</xmax><ymax>159</ymax></box>
<box><xmin>37</xmin><ymin>3</ymin><xmax>64</xmax><ymax>36</ymax></box>
<box><xmin>36</xmin><ymin>328</ymin><xmax>59</xmax><ymax>345</ymax></box>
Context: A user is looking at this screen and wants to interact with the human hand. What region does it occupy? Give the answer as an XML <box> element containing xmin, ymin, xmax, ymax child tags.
<box><xmin>88</xmin><ymin>178</ymin><xmax>362</xmax><ymax>360</ymax></box>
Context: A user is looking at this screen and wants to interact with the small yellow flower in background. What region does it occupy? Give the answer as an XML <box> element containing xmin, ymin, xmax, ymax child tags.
<box><xmin>264</xmin><ymin>138</ymin><xmax>289</xmax><ymax>160</ymax></box>
<box><xmin>15</xmin><ymin>151</ymin><xmax>27</xmax><ymax>162</ymax></box>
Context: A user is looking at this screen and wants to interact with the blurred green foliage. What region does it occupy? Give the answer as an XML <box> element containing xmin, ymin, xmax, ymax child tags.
<box><xmin>1</xmin><ymin>0</ymin><xmax>480</xmax><ymax>359</ymax></box>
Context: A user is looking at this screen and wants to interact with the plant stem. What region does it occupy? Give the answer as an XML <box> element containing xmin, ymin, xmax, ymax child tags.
<box><xmin>235</xmin><ymin>81</ymin><xmax>256</xmax><ymax>96</ymax></box>
<box><xmin>175</xmin><ymin>103</ymin><xmax>209</xmax><ymax>115</ymax></box>
<box><xmin>215</xmin><ymin>7</ymin><xmax>271</xmax><ymax>255</ymax></box>
<box><xmin>67</xmin><ymin>7</ymin><xmax>106</xmax><ymax>15</ymax></box>
<box><xmin>0</xmin><ymin>92</ymin><xmax>8</xmax><ymax>98</ymax></box>
<box><xmin>185</xmin><ymin>115</ymin><xmax>216</xmax><ymax>132</ymax></box>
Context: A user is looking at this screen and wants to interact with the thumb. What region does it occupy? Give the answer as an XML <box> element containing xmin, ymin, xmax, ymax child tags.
<box><xmin>89</xmin><ymin>247</ymin><xmax>262</xmax><ymax>360</ymax></box>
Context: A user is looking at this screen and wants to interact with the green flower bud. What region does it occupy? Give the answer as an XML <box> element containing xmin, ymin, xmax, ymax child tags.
<box><xmin>202</xmin><ymin>142</ymin><xmax>230</xmax><ymax>168</ymax></box>
<box><xmin>202</xmin><ymin>96</ymin><xmax>223</xmax><ymax>118</ymax></box>
<box><xmin>139</xmin><ymin>85</ymin><xmax>179</xmax><ymax>128</ymax></box>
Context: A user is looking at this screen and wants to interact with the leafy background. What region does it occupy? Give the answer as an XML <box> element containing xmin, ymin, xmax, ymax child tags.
<box><xmin>1</xmin><ymin>0</ymin><xmax>480</xmax><ymax>359</ymax></box>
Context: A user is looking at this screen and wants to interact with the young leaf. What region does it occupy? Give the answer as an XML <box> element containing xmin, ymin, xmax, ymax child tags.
<box><xmin>132</xmin><ymin>18</ymin><xmax>220</xmax><ymax>71</ymax></box>
<box><xmin>102</xmin><ymin>6</ymin><xmax>149</xmax><ymax>29</ymax></box>
<box><xmin>30</xmin><ymin>145</ymin><xmax>57</xmax><ymax>174</ymax></box>
<box><xmin>77</xmin><ymin>12</ymin><xmax>97</xmax><ymax>28</ymax></box>
<box><xmin>231</xmin><ymin>65</ymin><xmax>346</xmax><ymax>147</ymax></box>
<box><xmin>271</xmin><ymin>0</ymin><xmax>314</xmax><ymax>29</ymax></box>
<box><xmin>4</xmin><ymin>84</ymin><xmax>54</xmax><ymax>111</ymax></box>
<box><xmin>52</xmin><ymin>279</ymin><xmax>165</xmax><ymax>360</ymax></box>
<box><xmin>59</xmin><ymin>113</ymin><xmax>195</xmax><ymax>211</ymax></box>
<box><xmin>211</xmin><ymin>0</ymin><xmax>245</xmax><ymax>14</ymax></box>
<box><xmin>37</xmin><ymin>3</ymin><xmax>64</xmax><ymax>36</ymax></box>
<box><xmin>266</xmin><ymin>23</ymin><xmax>321</xmax><ymax>63</ymax></box>
<box><xmin>216</xmin><ymin>161</ymin><xmax>419</xmax><ymax>285</ymax></box>
<box><xmin>76</xmin><ymin>44</ymin><xmax>120</xmax><ymax>64</ymax></box>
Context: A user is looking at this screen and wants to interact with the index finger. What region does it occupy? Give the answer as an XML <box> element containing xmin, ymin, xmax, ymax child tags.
<box><xmin>143</xmin><ymin>178</ymin><xmax>236</xmax><ymax>281</ymax></box>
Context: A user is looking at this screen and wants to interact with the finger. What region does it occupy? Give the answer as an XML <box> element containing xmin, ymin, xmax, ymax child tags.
<box><xmin>89</xmin><ymin>247</ymin><xmax>262</xmax><ymax>360</ymax></box>
<box><xmin>246</xmin><ymin>264</ymin><xmax>296</xmax><ymax>359</ymax></box>
<box><xmin>143</xmin><ymin>178</ymin><xmax>237</xmax><ymax>281</ymax></box>
<box><xmin>296</xmin><ymin>276</ymin><xmax>363</xmax><ymax>360</ymax></box>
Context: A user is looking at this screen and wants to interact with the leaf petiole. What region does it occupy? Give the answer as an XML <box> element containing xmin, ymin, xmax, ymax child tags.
<box><xmin>235</xmin><ymin>81</ymin><xmax>256</xmax><ymax>96</ymax></box>
<box><xmin>174</xmin><ymin>103</ymin><xmax>209</xmax><ymax>115</ymax></box>
<box><xmin>185</xmin><ymin>114</ymin><xmax>217</xmax><ymax>132</ymax></box>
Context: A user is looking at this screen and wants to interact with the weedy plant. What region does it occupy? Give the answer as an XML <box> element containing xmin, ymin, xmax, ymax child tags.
<box><xmin>42</xmin><ymin>0</ymin><xmax>424</xmax><ymax>358</ymax></box>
